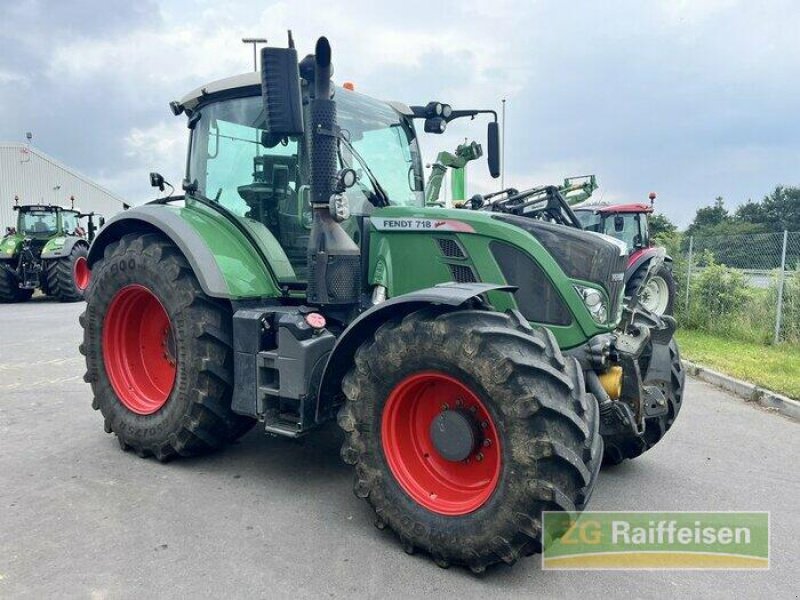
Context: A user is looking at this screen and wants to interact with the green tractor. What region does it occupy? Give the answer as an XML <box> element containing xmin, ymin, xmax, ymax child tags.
<box><xmin>425</xmin><ymin>140</ymin><xmax>483</xmax><ymax>206</ymax></box>
<box><xmin>80</xmin><ymin>35</ymin><xmax>684</xmax><ymax>572</ymax></box>
<box><xmin>1</xmin><ymin>197</ymin><xmax>102</xmax><ymax>302</ymax></box>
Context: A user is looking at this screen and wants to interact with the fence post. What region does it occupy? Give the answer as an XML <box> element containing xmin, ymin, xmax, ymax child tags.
<box><xmin>685</xmin><ymin>235</ymin><xmax>694</xmax><ymax>313</ymax></box>
<box><xmin>774</xmin><ymin>230</ymin><xmax>789</xmax><ymax>345</ymax></box>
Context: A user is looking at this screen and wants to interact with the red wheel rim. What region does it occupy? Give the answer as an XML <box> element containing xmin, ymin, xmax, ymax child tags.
<box><xmin>381</xmin><ymin>371</ymin><xmax>502</xmax><ymax>516</ymax></box>
<box><xmin>73</xmin><ymin>256</ymin><xmax>90</xmax><ymax>291</ymax></box>
<box><xmin>102</xmin><ymin>285</ymin><xmax>176</xmax><ymax>415</ymax></box>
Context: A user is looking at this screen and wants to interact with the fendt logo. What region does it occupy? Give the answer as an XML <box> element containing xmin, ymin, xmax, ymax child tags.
<box><xmin>372</xmin><ymin>217</ymin><xmax>475</xmax><ymax>233</ymax></box>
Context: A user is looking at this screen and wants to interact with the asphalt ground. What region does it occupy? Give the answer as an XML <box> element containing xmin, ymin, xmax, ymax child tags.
<box><xmin>1</xmin><ymin>298</ymin><xmax>798</xmax><ymax>599</ymax></box>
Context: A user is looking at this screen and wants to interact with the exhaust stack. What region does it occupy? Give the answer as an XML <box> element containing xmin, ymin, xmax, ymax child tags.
<box><xmin>305</xmin><ymin>37</ymin><xmax>361</xmax><ymax>306</ymax></box>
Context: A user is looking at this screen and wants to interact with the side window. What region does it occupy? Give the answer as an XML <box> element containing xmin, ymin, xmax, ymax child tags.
<box><xmin>204</xmin><ymin>119</ymin><xmax>299</xmax><ymax>222</ymax></box>
<box><xmin>603</xmin><ymin>214</ymin><xmax>638</xmax><ymax>249</ymax></box>
<box><xmin>61</xmin><ymin>212</ymin><xmax>79</xmax><ymax>234</ymax></box>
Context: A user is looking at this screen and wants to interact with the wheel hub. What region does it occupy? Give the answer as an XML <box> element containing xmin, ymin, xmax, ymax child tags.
<box><xmin>102</xmin><ymin>284</ymin><xmax>176</xmax><ymax>415</ymax></box>
<box><xmin>381</xmin><ymin>371</ymin><xmax>502</xmax><ymax>516</ymax></box>
<box><xmin>429</xmin><ymin>409</ymin><xmax>482</xmax><ymax>462</ymax></box>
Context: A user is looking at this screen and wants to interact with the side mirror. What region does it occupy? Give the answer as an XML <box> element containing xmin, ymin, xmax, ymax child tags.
<box><xmin>150</xmin><ymin>172</ymin><xmax>165</xmax><ymax>191</ymax></box>
<box><xmin>487</xmin><ymin>121</ymin><xmax>500</xmax><ymax>178</ymax></box>
<box><xmin>614</xmin><ymin>215</ymin><xmax>625</xmax><ymax>232</ymax></box>
<box><xmin>260</xmin><ymin>44</ymin><xmax>304</xmax><ymax>136</ymax></box>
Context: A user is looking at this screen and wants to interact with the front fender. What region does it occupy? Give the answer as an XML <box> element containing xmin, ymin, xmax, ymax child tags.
<box><xmin>625</xmin><ymin>247</ymin><xmax>671</xmax><ymax>283</ymax></box>
<box><xmin>41</xmin><ymin>236</ymin><xmax>88</xmax><ymax>259</ymax></box>
<box><xmin>87</xmin><ymin>204</ymin><xmax>285</xmax><ymax>299</ymax></box>
<box><xmin>315</xmin><ymin>282</ymin><xmax>515</xmax><ymax>421</ymax></box>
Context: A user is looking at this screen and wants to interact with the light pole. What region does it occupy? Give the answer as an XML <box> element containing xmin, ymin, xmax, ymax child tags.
<box><xmin>500</xmin><ymin>98</ymin><xmax>506</xmax><ymax>190</ymax></box>
<box><xmin>242</xmin><ymin>38</ymin><xmax>268</xmax><ymax>72</ymax></box>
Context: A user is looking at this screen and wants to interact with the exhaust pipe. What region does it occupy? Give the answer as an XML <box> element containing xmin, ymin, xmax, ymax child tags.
<box><xmin>306</xmin><ymin>37</ymin><xmax>361</xmax><ymax>306</ymax></box>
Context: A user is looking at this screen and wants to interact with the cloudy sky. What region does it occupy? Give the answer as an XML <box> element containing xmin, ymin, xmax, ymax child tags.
<box><xmin>1</xmin><ymin>0</ymin><xmax>797</xmax><ymax>227</ymax></box>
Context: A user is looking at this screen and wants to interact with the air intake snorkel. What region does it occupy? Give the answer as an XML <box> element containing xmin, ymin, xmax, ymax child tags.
<box><xmin>305</xmin><ymin>37</ymin><xmax>361</xmax><ymax>306</ymax></box>
<box><xmin>260</xmin><ymin>34</ymin><xmax>361</xmax><ymax>306</ymax></box>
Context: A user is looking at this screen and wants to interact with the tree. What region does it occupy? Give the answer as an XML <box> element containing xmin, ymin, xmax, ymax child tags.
<box><xmin>757</xmin><ymin>186</ymin><xmax>800</xmax><ymax>232</ymax></box>
<box><xmin>686</xmin><ymin>196</ymin><xmax>729</xmax><ymax>237</ymax></box>
<box><xmin>648</xmin><ymin>213</ymin><xmax>677</xmax><ymax>238</ymax></box>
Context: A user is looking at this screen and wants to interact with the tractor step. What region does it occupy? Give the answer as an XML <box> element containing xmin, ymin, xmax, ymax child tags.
<box><xmin>231</xmin><ymin>306</ymin><xmax>336</xmax><ymax>434</ymax></box>
<box><xmin>264</xmin><ymin>421</ymin><xmax>305</xmax><ymax>438</ymax></box>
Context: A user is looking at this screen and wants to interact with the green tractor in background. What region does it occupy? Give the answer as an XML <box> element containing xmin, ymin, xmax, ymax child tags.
<box><xmin>0</xmin><ymin>197</ymin><xmax>101</xmax><ymax>302</ymax></box>
<box><xmin>80</xmin><ymin>34</ymin><xmax>684</xmax><ymax>572</ymax></box>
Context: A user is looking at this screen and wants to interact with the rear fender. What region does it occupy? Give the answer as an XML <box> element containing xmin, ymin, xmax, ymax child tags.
<box><xmin>315</xmin><ymin>282</ymin><xmax>515</xmax><ymax>422</ymax></box>
<box><xmin>87</xmin><ymin>204</ymin><xmax>283</xmax><ymax>299</ymax></box>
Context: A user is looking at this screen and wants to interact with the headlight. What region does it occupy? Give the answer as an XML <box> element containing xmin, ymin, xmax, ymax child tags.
<box><xmin>575</xmin><ymin>285</ymin><xmax>608</xmax><ymax>324</ymax></box>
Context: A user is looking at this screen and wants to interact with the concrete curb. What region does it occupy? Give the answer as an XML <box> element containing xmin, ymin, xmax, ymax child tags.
<box><xmin>683</xmin><ymin>360</ymin><xmax>800</xmax><ymax>422</ymax></box>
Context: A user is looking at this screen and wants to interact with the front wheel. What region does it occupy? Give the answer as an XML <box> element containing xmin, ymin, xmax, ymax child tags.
<box><xmin>80</xmin><ymin>232</ymin><xmax>254</xmax><ymax>460</ymax></box>
<box><xmin>338</xmin><ymin>308</ymin><xmax>602</xmax><ymax>572</ymax></box>
<box><xmin>0</xmin><ymin>264</ymin><xmax>33</xmax><ymax>303</ymax></box>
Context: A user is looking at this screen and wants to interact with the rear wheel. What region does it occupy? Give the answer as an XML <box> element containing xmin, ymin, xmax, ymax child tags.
<box><xmin>338</xmin><ymin>308</ymin><xmax>602</xmax><ymax>572</ymax></box>
<box><xmin>602</xmin><ymin>338</ymin><xmax>685</xmax><ymax>465</ymax></box>
<box><xmin>48</xmin><ymin>243</ymin><xmax>89</xmax><ymax>302</ymax></box>
<box><xmin>627</xmin><ymin>263</ymin><xmax>675</xmax><ymax>316</ymax></box>
<box><xmin>80</xmin><ymin>232</ymin><xmax>254</xmax><ymax>460</ymax></box>
<box><xmin>0</xmin><ymin>264</ymin><xmax>33</xmax><ymax>303</ymax></box>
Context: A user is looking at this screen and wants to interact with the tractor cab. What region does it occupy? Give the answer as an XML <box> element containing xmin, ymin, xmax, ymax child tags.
<box><xmin>179</xmin><ymin>75</ymin><xmax>425</xmax><ymax>281</ymax></box>
<box><xmin>574</xmin><ymin>202</ymin><xmax>653</xmax><ymax>253</ymax></box>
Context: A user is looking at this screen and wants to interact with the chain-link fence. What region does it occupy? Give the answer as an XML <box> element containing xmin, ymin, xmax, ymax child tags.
<box><xmin>676</xmin><ymin>231</ymin><xmax>800</xmax><ymax>345</ymax></box>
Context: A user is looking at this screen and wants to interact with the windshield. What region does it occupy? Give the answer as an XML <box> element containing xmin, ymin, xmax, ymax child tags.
<box><xmin>20</xmin><ymin>210</ymin><xmax>58</xmax><ymax>235</ymax></box>
<box><xmin>188</xmin><ymin>90</ymin><xmax>424</xmax><ymax>217</ymax></box>
<box><xmin>575</xmin><ymin>210</ymin><xmax>602</xmax><ymax>232</ymax></box>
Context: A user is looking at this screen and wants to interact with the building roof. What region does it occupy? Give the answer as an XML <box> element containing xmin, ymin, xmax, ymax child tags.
<box><xmin>0</xmin><ymin>142</ymin><xmax>128</xmax><ymax>207</ymax></box>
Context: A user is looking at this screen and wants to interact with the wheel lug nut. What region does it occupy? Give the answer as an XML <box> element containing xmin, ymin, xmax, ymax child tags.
<box><xmin>441</xmin><ymin>403</ymin><xmax>449</xmax><ymax>411</ymax></box>
<box><xmin>483</xmin><ymin>439</ymin><xmax>491</xmax><ymax>447</ymax></box>
<box><xmin>476</xmin><ymin>452</ymin><xmax>484</xmax><ymax>462</ymax></box>
<box><xmin>456</xmin><ymin>398</ymin><xmax>464</xmax><ymax>407</ymax></box>
<box><xmin>481</xmin><ymin>421</ymin><xmax>488</xmax><ymax>429</ymax></box>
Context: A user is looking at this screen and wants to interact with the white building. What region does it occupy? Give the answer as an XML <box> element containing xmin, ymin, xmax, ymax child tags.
<box><xmin>0</xmin><ymin>142</ymin><xmax>129</xmax><ymax>231</ymax></box>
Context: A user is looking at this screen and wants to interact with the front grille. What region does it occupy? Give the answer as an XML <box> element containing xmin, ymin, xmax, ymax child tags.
<box><xmin>448</xmin><ymin>264</ymin><xmax>476</xmax><ymax>283</ymax></box>
<box><xmin>490</xmin><ymin>241</ymin><xmax>572</xmax><ymax>326</ymax></box>
<box><xmin>437</xmin><ymin>238</ymin><xmax>466</xmax><ymax>259</ymax></box>
<box><xmin>492</xmin><ymin>213</ymin><xmax>626</xmax><ymax>325</ymax></box>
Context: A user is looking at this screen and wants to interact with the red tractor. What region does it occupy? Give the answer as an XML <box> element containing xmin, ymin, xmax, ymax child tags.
<box><xmin>573</xmin><ymin>193</ymin><xmax>675</xmax><ymax>316</ymax></box>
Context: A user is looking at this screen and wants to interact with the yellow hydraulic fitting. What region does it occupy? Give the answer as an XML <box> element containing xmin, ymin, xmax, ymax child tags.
<box><xmin>599</xmin><ymin>365</ymin><xmax>623</xmax><ymax>400</ymax></box>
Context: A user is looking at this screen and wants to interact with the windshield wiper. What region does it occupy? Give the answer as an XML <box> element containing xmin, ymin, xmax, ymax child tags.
<box><xmin>338</xmin><ymin>136</ymin><xmax>390</xmax><ymax>208</ymax></box>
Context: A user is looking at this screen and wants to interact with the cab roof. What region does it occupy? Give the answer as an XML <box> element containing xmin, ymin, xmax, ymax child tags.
<box><xmin>178</xmin><ymin>71</ymin><xmax>412</xmax><ymax>116</ymax></box>
<box><xmin>15</xmin><ymin>204</ymin><xmax>78</xmax><ymax>213</ymax></box>
<box><xmin>573</xmin><ymin>203</ymin><xmax>653</xmax><ymax>215</ymax></box>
